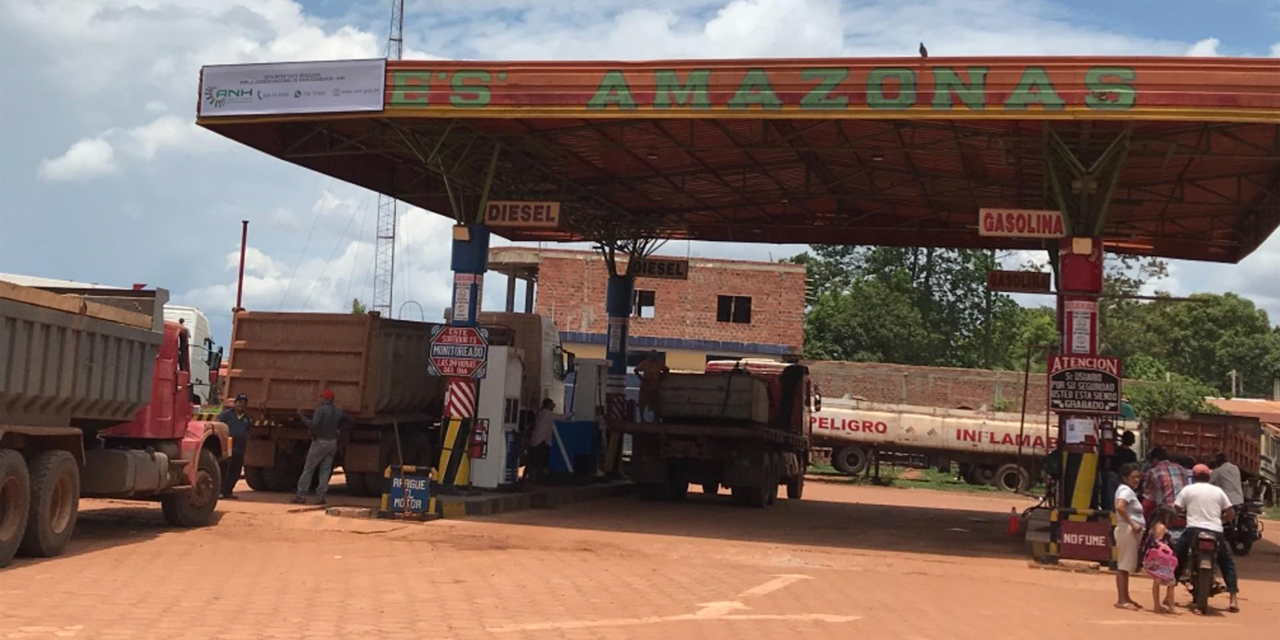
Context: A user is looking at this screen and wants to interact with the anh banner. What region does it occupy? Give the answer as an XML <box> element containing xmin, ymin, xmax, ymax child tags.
<box><xmin>199</xmin><ymin>59</ymin><xmax>386</xmax><ymax>117</ymax></box>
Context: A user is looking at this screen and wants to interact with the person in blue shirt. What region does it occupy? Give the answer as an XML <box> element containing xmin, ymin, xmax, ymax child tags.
<box><xmin>216</xmin><ymin>394</ymin><xmax>253</xmax><ymax>499</ymax></box>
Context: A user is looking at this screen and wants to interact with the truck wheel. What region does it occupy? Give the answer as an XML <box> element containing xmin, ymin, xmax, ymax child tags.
<box><xmin>162</xmin><ymin>449</ymin><xmax>221</xmax><ymax>528</ymax></box>
<box><xmin>832</xmin><ymin>446</ymin><xmax>869</xmax><ymax>475</ymax></box>
<box><xmin>637</xmin><ymin>484</ymin><xmax>668</xmax><ymax>501</ymax></box>
<box><xmin>345</xmin><ymin>471</ymin><xmax>369</xmax><ymax>497</ymax></box>
<box><xmin>243</xmin><ymin>466</ymin><xmax>270</xmax><ymax>491</ymax></box>
<box><xmin>974</xmin><ymin>465</ymin><xmax>997</xmax><ymax>486</ymax></box>
<box><xmin>0</xmin><ymin>450</ymin><xmax>31</xmax><ymax>567</ymax></box>
<box><xmin>701</xmin><ymin>482</ymin><xmax>719</xmax><ymax>496</ymax></box>
<box><xmin>733</xmin><ymin>486</ymin><xmax>767</xmax><ymax>508</ymax></box>
<box><xmin>19</xmin><ymin>451</ymin><xmax>79</xmax><ymax>558</ymax></box>
<box><xmin>786</xmin><ymin>475</ymin><xmax>804</xmax><ymax>500</ymax></box>
<box><xmin>766</xmin><ymin>482</ymin><xmax>778</xmax><ymax>506</ymax></box>
<box><xmin>994</xmin><ymin>464</ymin><xmax>1030</xmax><ymax>493</ymax></box>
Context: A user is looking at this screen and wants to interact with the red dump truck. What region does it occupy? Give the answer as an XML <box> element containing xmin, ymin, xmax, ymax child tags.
<box><xmin>615</xmin><ymin>359</ymin><xmax>817</xmax><ymax>507</ymax></box>
<box><xmin>1150</xmin><ymin>413</ymin><xmax>1266</xmax><ymax>498</ymax></box>
<box><xmin>0</xmin><ymin>282</ymin><xmax>229</xmax><ymax>567</ymax></box>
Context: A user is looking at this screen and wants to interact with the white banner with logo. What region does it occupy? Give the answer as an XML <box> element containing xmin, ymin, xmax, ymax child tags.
<box><xmin>198</xmin><ymin>59</ymin><xmax>386</xmax><ymax>117</ymax></box>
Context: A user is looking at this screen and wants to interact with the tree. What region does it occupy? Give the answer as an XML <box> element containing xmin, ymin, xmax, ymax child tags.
<box><xmin>1125</xmin><ymin>374</ymin><xmax>1220</xmax><ymax>419</ymax></box>
<box><xmin>351</xmin><ymin>298</ymin><xmax>367</xmax><ymax>314</ymax></box>
<box><xmin>803</xmin><ymin>275</ymin><xmax>933</xmax><ymax>363</ymax></box>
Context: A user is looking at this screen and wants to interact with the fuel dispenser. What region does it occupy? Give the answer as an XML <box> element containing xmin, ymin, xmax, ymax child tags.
<box><xmin>469</xmin><ymin>345</ymin><xmax>524</xmax><ymax>489</ymax></box>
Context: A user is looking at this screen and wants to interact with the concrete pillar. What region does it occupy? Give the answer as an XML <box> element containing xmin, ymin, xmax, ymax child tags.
<box><xmin>1055</xmin><ymin>237</ymin><xmax>1105</xmax><ymax>511</ymax></box>
<box><xmin>505</xmin><ymin>274</ymin><xmax>516</xmax><ymax>313</ymax></box>
<box><xmin>524</xmin><ymin>277</ymin><xmax>535</xmax><ymax>314</ymax></box>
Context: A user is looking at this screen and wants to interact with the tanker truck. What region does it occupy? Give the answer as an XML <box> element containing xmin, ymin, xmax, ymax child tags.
<box><xmin>812</xmin><ymin>399</ymin><xmax>1061</xmax><ymax>492</ymax></box>
<box><xmin>0</xmin><ymin>281</ymin><xmax>229</xmax><ymax>567</ymax></box>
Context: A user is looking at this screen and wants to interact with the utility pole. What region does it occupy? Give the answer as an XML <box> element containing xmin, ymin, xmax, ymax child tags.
<box><xmin>371</xmin><ymin>0</ymin><xmax>405</xmax><ymax>317</ymax></box>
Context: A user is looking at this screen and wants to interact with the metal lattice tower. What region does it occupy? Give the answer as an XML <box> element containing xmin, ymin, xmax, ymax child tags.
<box><xmin>372</xmin><ymin>0</ymin><xmax>405</xmax><ymax>317</ymax></box>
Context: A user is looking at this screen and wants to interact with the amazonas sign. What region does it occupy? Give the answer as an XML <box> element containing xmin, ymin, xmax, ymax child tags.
<box><xmin>387</xmin><ymin>64</ymin><xmax>1137</xmax><ymax>113</ymax></box>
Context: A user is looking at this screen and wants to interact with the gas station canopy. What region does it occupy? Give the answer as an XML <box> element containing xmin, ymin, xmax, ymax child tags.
<box><xmin>198</xmin><ymin>56</ymin><xmax>1280</xmax><ymax>262</ymax></box>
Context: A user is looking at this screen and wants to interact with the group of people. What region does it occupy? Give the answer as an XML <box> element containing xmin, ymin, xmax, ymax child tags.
<box><xmin>1111</xmin><ymin>442</ymin><xmax>1245</xmax><ymax>613</ymax></box>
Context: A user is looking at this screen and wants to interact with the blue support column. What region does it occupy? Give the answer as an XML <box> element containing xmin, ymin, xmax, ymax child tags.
<box><xmin>604</xmin><ymin>274</ymin><xmax>634</xmax><ymax>426</ymax></box>
<box><xmin>437</xmin><ymin>224</ymin><xmax>491</xmax><ymax>488</ymax></box>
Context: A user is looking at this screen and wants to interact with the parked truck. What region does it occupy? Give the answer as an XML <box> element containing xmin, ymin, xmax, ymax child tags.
<box><xmin>1150</xmin><ymin>413</ymin><xmax>1270</xmax><ymax>501</ymax></box>
<box><xmin>227</xmin><ymin>311</ymin><xmax>566</xmax><ymax>496</ymax></box>
<box><xmin>615</xmin><ymin>359</ymin><xmax>816</xmax><ymax>507</ymax></box>
<box><xmin>0</xmin><ymin>282</ymin><xmax>229</xmax><ymax>567</ymax></box>
<box><xmin>812</xmin><ymin>400</ymin><xmax>1062</xmax><ymax>492</ymax></box>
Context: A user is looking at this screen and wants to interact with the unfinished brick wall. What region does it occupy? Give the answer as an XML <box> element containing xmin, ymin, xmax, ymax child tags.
<box><xmin>806</xmin><ymin>360</ymin><xmax>1051</xmax><ymax>413</ymax></box>
<box><xmin>532</xmin><ymin>250</ymin><xmax>805</xmax><ymax>352</ymax></box>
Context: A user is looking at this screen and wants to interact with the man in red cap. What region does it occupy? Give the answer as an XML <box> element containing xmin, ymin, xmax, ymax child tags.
<box><xmin>1174</xmin><ymin>463</ymin><xmax>1239</xmax><ymax>612</ymax></box>
<box><xmin>292</xmin><ymin>389</ymin><xmax>351</xmax><ymax>505</ymax></box>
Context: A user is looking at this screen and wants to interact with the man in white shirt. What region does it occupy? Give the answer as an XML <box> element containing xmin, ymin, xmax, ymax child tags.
<box><xmin>1174</xmin><ymin>464</ymin><xmax>1239</xmax><ymax>611</ymax></box>
<box><xmin>1210</xmin><ymin>453</ymin><xmax>1246</xmax><ymax>506</ymax></box>
<box><xmin>523</xmin><ymin>399</ymin><xmax>569</xmax><ymax>486</ymax></box>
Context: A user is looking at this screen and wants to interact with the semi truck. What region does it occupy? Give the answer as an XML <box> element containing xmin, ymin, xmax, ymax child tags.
<box><xmin>227</xmin><ymin>311</ymin><xmax>565</xmax><ymax>496</ymax></box>
<box><xmin>812</xmin><ymin>399</ymin><xmax>1061</xmax><ymax>492</ymax></box>
<box><xmin>0</xmin><ymin>281</ymin><xmax>229</xmax><ymax>567</ymax></box>
<box><xmin>615</xmin><ymin>359</ymin><xmax>817</xmax><ymax>508</ymax></box>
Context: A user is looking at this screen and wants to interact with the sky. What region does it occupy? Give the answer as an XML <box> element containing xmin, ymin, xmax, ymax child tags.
<box><xmin>4</xmin><ymin>0</ymin><xmax>1280</xmax><ymax>346</ymax></box>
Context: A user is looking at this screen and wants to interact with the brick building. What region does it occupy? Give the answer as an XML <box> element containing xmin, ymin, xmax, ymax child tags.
<box><xmin>489</xmin><ymin>247</ymin><xmax>805</xmax><ymax>371</ymax></box>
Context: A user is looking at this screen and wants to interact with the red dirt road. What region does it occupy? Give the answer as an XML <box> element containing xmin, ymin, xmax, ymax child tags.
<box><xmin>0</xmin><ymin>479</ymin><xmax>1275</xmax><ymax>639</ymax></box>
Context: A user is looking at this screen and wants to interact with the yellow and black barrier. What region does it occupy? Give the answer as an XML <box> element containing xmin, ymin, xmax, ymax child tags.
<box><xmin>436</xmin><ymin>418</ymin><xmax>473</xmax><ymax>487</ymax></box>
<box><xmin>377</xmin><ymin>464</ymin><xmax>438</xmax><ymax>521</ymax></box>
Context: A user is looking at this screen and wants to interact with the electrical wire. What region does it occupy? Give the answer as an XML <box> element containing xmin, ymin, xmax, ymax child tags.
<box><xmin>280</xmin><ymin>176</ymin><xmax>334</xmax><ymax>309</ymax></box>
<box><xmin>303</xmin><ymin>190</ymin><xmax>369</xmax><ymax>310</ymax></box>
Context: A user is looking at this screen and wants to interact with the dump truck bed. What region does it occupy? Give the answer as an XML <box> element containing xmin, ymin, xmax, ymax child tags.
<box><xmin>0</xmin><ymin>281</ymin><xmax>163</xmax><ymax>427</ymax></box>
<box><xmin>226</xmin><ymin>312</ymin><xmax>445</xmax><ymax>423</ymax></box>
<box><xmin>1150</xmin><ymin>413</ymin><xmax>1262</xmax><ymax>476</ymax></box>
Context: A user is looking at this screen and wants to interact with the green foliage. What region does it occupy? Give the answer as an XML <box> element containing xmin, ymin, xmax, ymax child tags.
<box><xmin>351</xmin><ymin>298</ymin><xmax>367</xmax><ymax>314</ymax></box>
<box><xmin>1125</xmin><ymin>374</ymin><xmax>1220</xmax><ymax>419</ymax></box>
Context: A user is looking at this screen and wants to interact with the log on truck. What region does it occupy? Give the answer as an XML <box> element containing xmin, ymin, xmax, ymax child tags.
<box><xmin>613</xmin><ymin>359</ymin><xmax>817</xmax><ymax>508</ymax></box>
<box><xmin>0</xmin><ymin>281</ymin><xmax>229</xmax><ymax>567</ymax></box>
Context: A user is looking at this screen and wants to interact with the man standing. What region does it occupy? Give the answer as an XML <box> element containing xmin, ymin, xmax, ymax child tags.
<box><xmin>1175</xmin><ymin>464</ymin><xmax>1239</xmax><ymax>612</ymax></box>
<box><xmin>634</xmin><ymin>351</ymin><xmax>669</xmax><ymax>423</ymax></box>
<box><xmin>524</xmin><ymin>399</ymin><xmax>569</xmax><ymax>486</ymax></box>
<box><xmin>216</xmin><ymin>393</ymin><xmax>252</xmax><ymax>499</ymax></box>
<box><xmin>292</xmin><ymin>389</ymin><xmax>350</xmax><ymax>505</ymax></box>
<box><xmin>1210</xmin><ymin>453</ymin><xmax>1246</xmax><ymax>506</ymax></box>
<box><xmin>1142</xmin><ymin>447</ymin><xmax>1188</xmax><ymax>507</ymax></box>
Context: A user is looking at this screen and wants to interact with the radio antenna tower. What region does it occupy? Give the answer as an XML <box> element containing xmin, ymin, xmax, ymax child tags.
<box><xmin>372</xmin><ymin>0</ymin><xmax>405</xmax><ymax>317</ymax></box>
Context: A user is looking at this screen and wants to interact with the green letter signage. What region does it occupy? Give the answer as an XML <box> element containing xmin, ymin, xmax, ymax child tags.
<box><xmin>389</xmin><ymin>71</ymin><xmax>432</xmax><ymax>106</ymax></box>
<box><xmin>654</xmin><ymin>69</ymin><xmax>711</xmax><ymax>109</ymax></box>
<box><xmin>867</xmin><ymin>68</ymin><xmax>916</xmax><ymax>109</ymax></box>
<box><xmin>728</xmin><ymin>69</ymin><xmax>783</xmax><ymax>109</ymax></box>
<box><xmin>800</xmin><ymin>68</ymin><xmax>849</xmax><ymax>110</ymax></box>
<box><xmin>450</xmin><ymin>70</ymin><xmax>491</xmax><ymax>108</ymax></box>
<box><xmin>1085</xmin><ymin>67</ymin><xmax>1136</xmax><ymax>110</ymax></box>
<box><xmin>587</xmin><ymin>71</ymin><xmax>638</xmax><ymax>110</ymax></box>
<box><xmin>1004</xmin><ymin>67</ymin><xmax>1065</xmax><ymax>111</ymax></box>
<box><xmin>932</xmin><ymin>67</ymin><xmax>988</xmax><ymax>110</ymax></box>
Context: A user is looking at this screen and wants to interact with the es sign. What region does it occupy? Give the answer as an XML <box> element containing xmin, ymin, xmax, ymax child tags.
<box><xmin>1058</xmin><ymin>520</ymin><xmax>1112</xmax><ymax>562</ymax></box>
<box><xmin>1048</xmin><ymin>355</ymin><xmax>1122</xmax><ymax>415</ymax></box>
<box><xmin>978</xmin><ymin>208</ymin><xmax>1065</xmax><ymax>239</ymax></box>
<box><xmin>988</xmin><ymin>270</ymin><xmax>1051</xmax><ymax>293</ymax></box>
<box><xmin>428</xmin><ymin>325</ymin><xmax>489</xmax><ymax>379</ymax></box>
<box><xmin>632</xmin><ymin>257</ymin><xmax>689</xmax><ymax>280</ymax></box>
<box><xmin>483</xmin><ymin>201</ymin><xmax>561</xmax><ymax>229</ymax></box>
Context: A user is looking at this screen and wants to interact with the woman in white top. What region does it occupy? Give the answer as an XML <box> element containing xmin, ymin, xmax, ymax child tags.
<box><xmin>1113</xmin><ymin>462</ymin><xmax>1145</xmax><ymax>610</ymax></box>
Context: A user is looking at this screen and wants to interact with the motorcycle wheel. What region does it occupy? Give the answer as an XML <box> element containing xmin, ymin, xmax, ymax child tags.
<box><xmin>1193</xmin><ymin>562</ymin><xmax>1213</xmax><ymax>613</ymax></box>
<box><xmin>1231</xmin><ymin>537</ymin><xmax>1253</xmax><ymax>557</ymax></box>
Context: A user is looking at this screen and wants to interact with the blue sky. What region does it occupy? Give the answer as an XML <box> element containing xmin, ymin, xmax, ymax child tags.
<box><xmin>4</xmin><ymin>0</ymin><xmax>1280</xmax><ymax>346</ymax></box>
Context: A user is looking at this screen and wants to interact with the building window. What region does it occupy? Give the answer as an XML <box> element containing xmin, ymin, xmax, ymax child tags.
<box><xmin>716</xmin><ymin>295</ymin><xmax>752</xmax><ymax>324</ymax></box>
<box><xmin>632</xmin><ymin>289</ymin><xmax>655</xmax><ymax>319</ymax></box>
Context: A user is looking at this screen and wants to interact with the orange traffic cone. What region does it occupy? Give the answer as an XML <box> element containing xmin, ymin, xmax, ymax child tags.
<box><xmin>1007</xmin><ymin>507</ymin><xmax>1020</xmax><ymax>535</ymax></box>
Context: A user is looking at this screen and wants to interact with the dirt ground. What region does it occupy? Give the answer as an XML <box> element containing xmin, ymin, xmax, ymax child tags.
<box><xmin>0</xmin><ymin>477</ymin><xmax>1276</xmax><ymax>640</ymax></box>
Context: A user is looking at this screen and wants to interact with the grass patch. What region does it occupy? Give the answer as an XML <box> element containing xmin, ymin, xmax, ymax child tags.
<box><xmin>1264</xmin><ymin>505</ymin><xmax>1280</xmax><ymax>521</ymax></box>
<box><xmin>809</xmin><ymin>463</ymin><xmax>1002</xmax><ymax>494</ymax></box>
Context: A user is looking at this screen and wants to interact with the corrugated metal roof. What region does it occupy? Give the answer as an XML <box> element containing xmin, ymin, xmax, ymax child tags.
<box><xmin>1206</xmin><ymin>397</ymin><xmax>1280</xmax><ymax>424</ymax></box>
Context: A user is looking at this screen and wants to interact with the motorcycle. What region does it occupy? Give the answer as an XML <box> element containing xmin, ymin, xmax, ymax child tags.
<box><xmin>1224</xmin><ymin>501</ymin><xmax>1265</xmax><ymax>556</ymax></box>
<box><xmin>1171</xmin><ymin>522</ymin><xmax>1229</xmax><ymax>613</ymax></box>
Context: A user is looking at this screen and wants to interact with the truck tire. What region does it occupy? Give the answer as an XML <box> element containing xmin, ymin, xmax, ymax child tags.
<box><xmin>973</xmin><ymin>465</ymin><xmax>997</xmax><ymax>486</ymax></box>
<box><xmin>994</xmin><ymin>464</ymin><xmax>1031</xmax><ymax>493</ymax></box>
<box><xmin>766</xmin><ymin>482</ymin><xmax>778</xmax><ymax>506</ymax></box>
<box><xmin>18</xmin><ymin>451</ymin><xmax>79</xmax><ymax>558</ymax></box>
<box><xmin>162</xmin><ymin>449</ymin><xmax>221</xmax><ymax>528</ymax></box>
<box><xmin>786</xmin><ymin>475</ymin><xmax>804</xmax><ymax>500</ymax></box>
<box><xmin>243</xmin><ymin>466</ymin><xmax>270</xmax><ymax>491</ymax></box>
<box><xmin>832</xmin><ymin>446</ymin><xmax>869</xmax><ymax>475</ymax></box>
<box><xmin>637</xmin><ymin>483</ymin><xmax>668</xmax><ymax>501</ymax></box>
<box><xmin>345</xmin><ymin>471</ymin><xmax>369</xmax><ymax>496</ymax></box>
<box><xmin>733</xmin><ymin>486</ymin><xmax>768</xmax><ymax>508</ymax></box>
<box><xmin>0</xmin><ymin>450</ymin><xmax>31</xmax><ymax>568</ymax></box>
<box><xmin>701</xmin><ymin>482</ymin><xmax>719</xmax><ymax>496</ymax></box>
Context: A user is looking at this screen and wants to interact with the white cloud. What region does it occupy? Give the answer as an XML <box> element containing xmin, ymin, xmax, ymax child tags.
<box><xmin>38</xmin><ymin>138</ymin><xmax>118</xmax><ymax>181</ymax></box>
<box><xmin>1187</xmin><ymin>37</ymin><xmax>1221</xmax><ymax>56</ymax></box>
<box><xmin>127</xmin><ymin>116</ymin><xmax>222</xmax><ymax>160</ymax></box>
